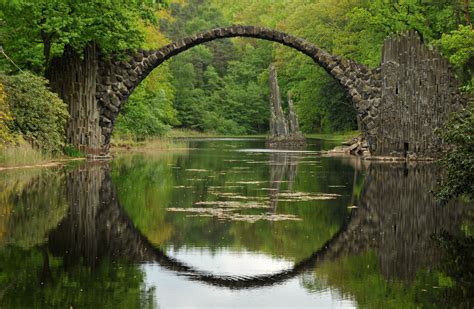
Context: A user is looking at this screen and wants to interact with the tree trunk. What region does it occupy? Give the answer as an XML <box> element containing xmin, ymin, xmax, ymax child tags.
<box><xmin>464</xmin><ymin>0</ymin><xmax>472</xmax><ymax>28</ymax></box>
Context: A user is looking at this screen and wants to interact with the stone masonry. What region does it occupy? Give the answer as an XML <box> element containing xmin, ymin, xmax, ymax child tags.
<box><xmin>375</xmin><ymin>30</ymin><xmax>464</xmax><ymax>157</ymax></box>
<box><xmin>49</xmin><ymin>25</ymin><xmax>462</xmax><ymax>157</ymax></box>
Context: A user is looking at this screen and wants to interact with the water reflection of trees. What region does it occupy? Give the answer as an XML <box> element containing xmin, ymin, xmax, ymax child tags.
<box><xmin>0</xmin><ymin>169</ymin><xmax>67</xmax><ymax>248</ymax></box>
<box><xmin>0</xmin><ymin>164</ymin><xmax>155</xmax><ymax>308</ymax></box>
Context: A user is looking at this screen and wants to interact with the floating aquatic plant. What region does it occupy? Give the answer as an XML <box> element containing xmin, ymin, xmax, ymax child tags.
<box><xmin>167</xmin><ymin>206</ymin><xmax>301</xmax><ymax>223</ymax></box>
<box><xmin>276</xmin><ymin>192</ymin><xmax>341</xmax><ymax>201</ymax></box>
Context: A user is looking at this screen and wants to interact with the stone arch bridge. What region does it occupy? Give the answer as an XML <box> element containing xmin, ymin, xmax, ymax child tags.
<box><xmin>49</xmin><ymin>26</ymin><xmax>461</xmax><ymax>157</ymax></box>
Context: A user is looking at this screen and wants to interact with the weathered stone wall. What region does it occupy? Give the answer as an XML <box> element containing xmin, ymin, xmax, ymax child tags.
<box><xmin>266</xmin><ymin>64</ymin><xmax>306</xmax><ymax>146</ymax></box>
<box><xmin>49</xmin><ymin>44</ymin><xmax>104</xmax><ymax>156</ymax></box>
<box><xmin>268</xmin><ymin>64</ymin><xmax>289</xmax><ymax>137</ymax></box>
<box><xmin>287</xmin><ymin>94</ymin><xmax>301</xmax><ymax>135</ymax></box>
<box><xmin>375</xmin><ymin>31</ymin><xmax>463</xmax><ymax>157</ymax></box>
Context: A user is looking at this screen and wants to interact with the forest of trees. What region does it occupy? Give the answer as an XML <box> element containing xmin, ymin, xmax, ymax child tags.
<box><xmin>1</xmin><ymin>0</ymin><xmax>472</xmax><ymax>141</ymax></box>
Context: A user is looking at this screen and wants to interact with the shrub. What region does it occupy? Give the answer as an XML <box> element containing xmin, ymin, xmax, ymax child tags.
<box><xmin>436</xmin><ymin>103</ymin><xmax>474</xmax><ymax>203</ymax></box>
<box><xmin>62</xmin><ymin>144</ymin><xmax>84</xmax><ymax>158</ymax></box>
<box><xmin>202</xmin><ymin>111</ymin><xmax>247</xmax><ymax>135</ymax></box>
<box><xmin>0</xmin><ymin>82</ymin><xmax>16</xmax><ymax>144</ymax></box>
<box><xmin>0</xmin><ymin>72</ymin><xmax>68</xmax><ymax>154</ymax></box>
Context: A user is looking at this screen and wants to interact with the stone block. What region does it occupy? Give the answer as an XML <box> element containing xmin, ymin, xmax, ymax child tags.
<box><xmin>124</xmin><ymin>79</ymin><xmax>133</xmax><ymax>88</ymax></box>
<box><xmin>134</xmin><ymin>52</ymin><xmax>144</xmax><ymax>62</ymax></box>
<box><xmin>110</xmin><ymin>95</ymin><xmax>120</xmax><ymax>107</ymax></box>
<box><xmin>97</xmin><ymin>84</ymin><xmax>108</xmax><ymax>93</ymax></box>
<box><xmin>128</xmin><ymin>69</ymin><xmax>137</xmax><ymax>77</ymax></box>
<box><xmin>101</xmin><ymin>116</ymin><xmax>111</xmax><ymax>124</ymax></box>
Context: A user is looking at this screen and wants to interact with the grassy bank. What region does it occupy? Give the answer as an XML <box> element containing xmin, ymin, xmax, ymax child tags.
<box><xmin>0</xmin><ymin>142</ymin><xmax>84</xmax><ymax>169</ymax></box>
<box><xmin>0</xmin><ymin>143</ymin><xmax>53</xmax><ymax>168</ymax></box>
<box><xmin>111</xmin><ymin>135</ymin><xmax>188</xmax><ymax>152</ymax></box>
<box><xmin>305</xmin><ymin>130</ymin><xmax>359</xmax><ymax>143</ymax></box>
<box><xmin>168</xmin><ymin>129</ymin><xmax>358</xmax><ymax>142</ymax></box>
<box><xmin>165</xmin><ymin>128</ymin><xmax>219</xmax><ymax>138</ymax></box>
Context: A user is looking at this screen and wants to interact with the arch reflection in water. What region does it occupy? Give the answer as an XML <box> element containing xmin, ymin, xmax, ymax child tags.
<box><xmin>0</xmin><ymin>149</ymin><xmax>469</xmax><ymax>308</ymax></box>
<box><xmin>47</xmin><ymin>160</ymin><xmax>463</xmax><ymax>289</ymax></box>
<box><xmin>47</xmin><ymin>162</ymin><xmax>356</xmax><ymax>289</ymax></box>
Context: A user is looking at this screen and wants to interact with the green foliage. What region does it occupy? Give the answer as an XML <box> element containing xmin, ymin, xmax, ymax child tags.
<box><xmin>437</xmin><ymin>103</ymin><xmax>474</xmax><ymax>203</ymax></box>
<box><xmin>0</xmin><ymin>81</ymin><xmax>16</xmax><ymax>144</ymax></box>
<box><xmin>3</xmin><ymin>0</ymin><xmax>473</xmax><ymax>141</ymax></box>
<box><xmin>115</xmin><ymin>85</ymin><xmax>177</xmax><ymax>139</ymax></box>
<box><xmin>0</xmin><ymin>72</ymin><xmax>68</xmax><ymax>154</ymax></box>
<box><xmin>0</xmin><ymin>0</ymin><xmax>164</xmax><ymax>73</ymax></box>
<box><xmin>112</xmin><ymin>5</ymin><xmax>179</xmax><ymax>141</ymax></box>
<box><xmin>435</xmin><ymin>25</ymin><xmax>474</xmax><ymax>87</ymax></box>
<box><xmin>0</xmin><ymin>247</ymin><xmax>153</xmax><ymax>308</ymax></box>
<box><xmin>162</xmin><ymin>1</ymin><xmax>272</xmax><ymax>134</ymax></box>
<box><xmin>62</xmin><ymin>144</ymin><xmax>84</xmax><ymax>158</ymax></box>
<box><xmin>432</xmin><ymin>231</ymin><xmax>474</xmax><ymax>304</ymax></box>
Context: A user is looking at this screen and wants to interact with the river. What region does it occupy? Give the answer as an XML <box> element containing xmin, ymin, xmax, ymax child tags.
<box><xmin>0</xmin><ymin>138</ymin><xmax>471</xmax><ymax>308</ymax></box>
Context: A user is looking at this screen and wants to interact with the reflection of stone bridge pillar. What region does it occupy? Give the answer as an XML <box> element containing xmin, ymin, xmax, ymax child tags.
<box><xmin>358</xmin><ymin>163</ymin><xmax>464</xmax><ymax>280</ymax></box>
<box><xmin>48</xmin><ymin>163</ymin><xmax>165</xmax><ymax>267</ymax></box>
<box><xmin>48</xmin><ymin>163</ymin><xmax>108</xmax><ymax>267</ymax></box>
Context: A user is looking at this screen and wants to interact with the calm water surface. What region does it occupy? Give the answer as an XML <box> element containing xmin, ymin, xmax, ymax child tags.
<box><xmin>0</xmin><ymin>138</ymin><xmax>472</xmax><ymax>308</ymax></box>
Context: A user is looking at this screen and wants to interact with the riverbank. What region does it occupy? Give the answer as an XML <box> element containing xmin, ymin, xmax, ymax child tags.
<box><xmin>0</xmin><ymin>142</ymin><xmax>86</xmax><ymax>170</ymax></box>
<box><xmin>0</xmin><ymin>130</ymin><xmax>360</xmax><ymax>170</ymax></box>
<box><xmin>305</xmin><ymin>131</ymin><xmax>360</xmax><ymax>143</ymax></box>
<box><xmin>0</xmin><ymin>157</ymin><xmax>86</xmax><ymax>171</ymax></box>
<box><xmin>110</xmin><ymin>136</ymin><xmax>188</xmax><ymax>154</ymax></box>
<box><xmin>324</xmin><ymin>133</ymin><xmax>437</xmax><ymax>162</ymax></box>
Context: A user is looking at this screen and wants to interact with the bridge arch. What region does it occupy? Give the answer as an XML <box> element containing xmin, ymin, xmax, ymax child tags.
<box><xmin>96</xmin><ymin>25</ymin><xmax>381</xmax><ymax>152</ymax></box>
<box><xmin>49</xmin><ymin>164</ymin><xmax>367</xmax><ymax>289</ymax></box>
